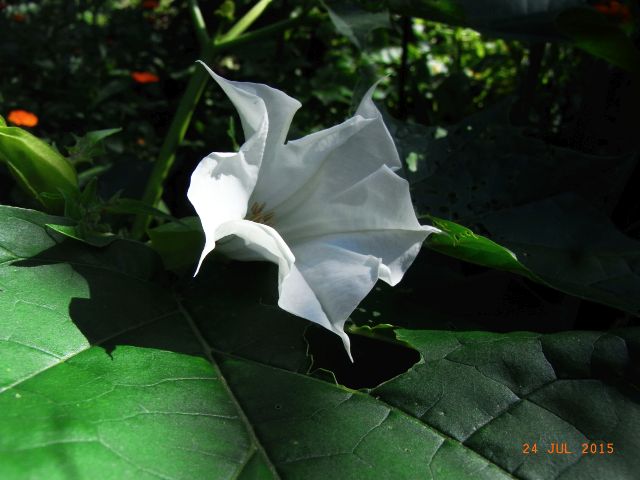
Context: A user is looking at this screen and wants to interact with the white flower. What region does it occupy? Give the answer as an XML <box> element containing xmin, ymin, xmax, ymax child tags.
<box><xmin>188</xmin><ymin>62</ymin><xmax>439</xmax><ymax>360</ymax></box>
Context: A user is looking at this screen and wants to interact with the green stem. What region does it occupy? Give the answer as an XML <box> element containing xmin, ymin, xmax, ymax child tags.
<box><xmin>132</xmin><ymin>0</ymin><xmax>280</xmax><ymax>239</ymax></box>
<box><xmin>218</xmin><ymin>0</ymin><xmax>272</xmax><ymax>43</ymax></box>
<box><xmin>188</xmin><ymin>0</ymin><xmax>210</xmax><ymax>50</ymax></box>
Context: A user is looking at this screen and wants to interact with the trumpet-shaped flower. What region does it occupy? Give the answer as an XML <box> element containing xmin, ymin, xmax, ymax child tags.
<box><xmin>188</xmin><ymin>62</ymin><xmax>439</xmax><ymax>359</ymax></box>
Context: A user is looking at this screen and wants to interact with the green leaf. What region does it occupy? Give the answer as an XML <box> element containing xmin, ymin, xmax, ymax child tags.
<box><xmin>390</xmin><ymin>107</ymin><xmax>639</xmax><ymax>314</ymax></box>
<box><xmin>104</xmin><ymin>197</ymin><xmax>184</xmax><ymax>224</ymax></box>
<box><xmin>375</xmin><ymin>327</ymin><xmax>640</xmax><ymax>479</ymax></box>
<box><xmin>45</xmin><ymin>223</ymin><xmax>117</xmax><ymax>247</ymax></box>
<box><xmin>426</xmin><ymin>216</ymin><xmax>540</xmax><ymax>282</ymax></box>
<box><xmin>2</xmin><ymin>204</ymin><xmax>639</xmax><ymax>478</ymax></box>
<box><xmin>556</xmin><ymin>7</ymin><xmax>640</xmax><ymax>74</ymax></box>
<box><xmin>323</xmin><ymin>0</ymin><xmax>391</xmax><ymax>49</ymax></box>
<box><xmin>67</xmin><ymin>127</ymin><xmax>122</xmax><ymax>166</ymax></box>
<box><xmin>387</xmin><ymin>0</ymin><xmax>640</xmax><ymax>72</ymax></box>
<box><xmin>215</xmin><ymin>0</ymin><xmax>236</xmax><ymax>20</ymax></box>
<box><xmin>387</xmin><ymin>0</ymin><xmax>466</xmax><ymax>25</ymax></box>
<box><xmin>388</xmin><ymin>0</ymin><xmax>588</xmax><ymax>38</ymax></box>
<box><xmin>482</xmin><ymin>193</ymin><xmax>640</xmax><ymax>316</ymax></box>
<box><xmin>148</xmin><ymin>216</ymin><xmax>204</xmax><ymax>272</ymax></box>
<box><xmin>0</xmin><ymin>127</ymin><xmax>78</xmax><ymax>212</ymax></box>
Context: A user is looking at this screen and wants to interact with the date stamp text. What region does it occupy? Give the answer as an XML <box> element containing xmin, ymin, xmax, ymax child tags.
<box><xmin>522</xmin><ymin>442</ymin><xmax>615</xmax><ymax>455</ymax></box>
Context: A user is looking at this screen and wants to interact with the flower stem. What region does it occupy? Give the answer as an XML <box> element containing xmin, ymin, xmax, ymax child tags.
<box><xmin>132</xmin><ymin>0</ymin><xmax>277</xmax><ymax>239</ymax></box>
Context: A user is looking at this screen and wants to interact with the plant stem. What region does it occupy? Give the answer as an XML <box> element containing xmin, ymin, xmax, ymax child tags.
<box><xmin>132</xmin><ymin>0</ymin><xmax>281</xmax><ymax>239</ymax></box>
<box><xmin>188</xmin><ymin>0</ymin><xmax>210</xmax><ymax>50</ymax></box>
<box><xmin>397</xmin><ymin>16</ymin><xmax>411</xmax><ymax>120</ymax></box>
<box><xmin>218</xmin><ymin>0</ymin><xmax>272</xmax><ymax>43</ymax></box>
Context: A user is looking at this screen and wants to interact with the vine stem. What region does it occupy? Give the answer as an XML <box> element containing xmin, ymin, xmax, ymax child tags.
<box><xmin>132</xmin><ymin>0</ymin><xmax>277</xmax><ymax>239</ymax></box>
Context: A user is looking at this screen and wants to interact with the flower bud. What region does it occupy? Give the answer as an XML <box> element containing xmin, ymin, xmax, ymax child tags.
<box><xmin>0</xmin><ymin>126</ymin><xmax>78</xmax><ymax>212</ymax></box>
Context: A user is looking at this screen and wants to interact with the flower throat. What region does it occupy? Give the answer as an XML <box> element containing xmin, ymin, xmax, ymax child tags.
<box><xmin>247</xmin><ymin>202</ymin><xmax>274</xmax><ymax>226</ymax></box>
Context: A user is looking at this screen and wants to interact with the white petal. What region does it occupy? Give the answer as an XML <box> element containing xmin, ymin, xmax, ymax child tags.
<box><xmin>278</xmin><ymin>164</ymin><xmax>437</xmax><ymax>249</ymax></box>
<box><xmin>251</xmin><ymin>82</ymin><xmax>399</xmax><ymax>211</ymax></box>
<box><xmin>188</xmin><ymin>149</ymin><xmax>263</xmax><ymax>274</ymax></box>
<box><xmin>198</xmin><ymin>61</ymin><xmax>301</xmax><ymax>162</ymax></box>
<box><xmin>192</xmin><ymin>64</ymin><xmax>300</xmax><ymax>273</ymax></box>
<box><xmin>263</xmin><ymin>85</ymin><xmax>404</xmax><ymax>220</ymax></box>
<box><xmin>354</xmin><ymin>82</ymin><xmax>403</xmax><ymax>170</ymax></box>
<box><xmin>308</xmin><ymin>228</ymin><xmax>430</xmax><ymax>286</ymax></box>
<box><xmin>278</xmin><ymin>242</ymin><xmax>385</xmax><ymax>362</ymax></box>
<box><xmin>214</xmin><ymin>219</ymin><xmax>295</xmax><ymax>284</ymax></box>
<box><xmin>252</xmin><ymin>114</ymin><xmax>370</xmax><ymax>209</ymax></box>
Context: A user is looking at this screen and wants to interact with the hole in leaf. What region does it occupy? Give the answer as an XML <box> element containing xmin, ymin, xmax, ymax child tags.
<box><xmin>305</xmin><ymin>325</ymin><xmax>420</xmax><ymax>390</ymax></box>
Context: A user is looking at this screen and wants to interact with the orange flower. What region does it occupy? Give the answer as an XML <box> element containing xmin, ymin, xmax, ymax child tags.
<box><xmin>142</xmin><ymin>0</ymin><xmax>159</xmax><ymax>9</ymax></box>
<box><xmin>131</xmin><ymin>71</ymin><xmax>160</xmax><ymax>84</ymax></box>
<box><xmin>594</xmin><ymin>1</ymin><xmax>632</xmax><ymax>22</ymax></box>
<box><xmin>12</xmin><ymin>13</ymin><xmax>26</xmax><ymax>22</ymax></box>
<box><xmin>7</xmin><ymin>109</ymin><xmax>39</xmax><ymax>127</ymax></box>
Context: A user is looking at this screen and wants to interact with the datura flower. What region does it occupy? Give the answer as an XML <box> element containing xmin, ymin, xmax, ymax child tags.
<box><xmin>188</xmin><ymin>62</ymin><xmax>439</xmax><ymax>360</ymax></box>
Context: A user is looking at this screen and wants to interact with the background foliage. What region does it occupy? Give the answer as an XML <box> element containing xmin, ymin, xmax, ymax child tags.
<box><xmin>1</xmin><ymin>0</ymin><xmax>639</xmax><ymax>478</ymax></box>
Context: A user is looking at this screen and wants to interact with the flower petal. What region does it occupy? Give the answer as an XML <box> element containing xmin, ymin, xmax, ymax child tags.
<box><xmin>261</xmin><ymin>83</ymin><xmax>404</xmax><ymax>215</ymax></box>
<box><xmin>215</xmin><ymin>219</ymin><xmax>295</xmax><ymax>283</ymax></box>
<box><xmin>191</xmin><ymin>64</ymin><xmax>301</xmax><ymax>273</ymax></box>
<box><xmin>278</xmin><ymin>241</ymin><xmax>385</xmax><ymax>362</ymax></box>
<box><xmin>188</xmin><ymin>149</ymin><xmax>262</xmax><ymax>274</ymax></box>
<box><xmin>277</xmin><ymin>164</ymin><xmax>437</xmax><ymax>250</ymax></box>
<box><xmin>251</xmin><ymin>114</ymin><xmax>370</xmax><ymax>209</ymax></box>
<box><xmin>198</xmin><ymin>61</ymin><xmax>301</xmax><ymax>162</ymax></box>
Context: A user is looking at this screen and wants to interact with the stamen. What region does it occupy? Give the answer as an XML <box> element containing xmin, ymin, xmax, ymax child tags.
<box><xmin>247</xmin><ymin>202</ymin><xmax>275</xmax><ymax>226</ymax></box>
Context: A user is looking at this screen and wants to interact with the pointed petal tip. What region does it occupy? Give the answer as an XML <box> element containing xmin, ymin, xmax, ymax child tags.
<box><xmin>192</xmin><ymin>254</ymin><xmax>206</xmax><ymax>277</ymax></box>
<box><xmin>193</xmin><ymin>241</ymin><xmax>216</xmax><ymax>278</ymax></box>
<box><xmin>422</xmin><ymin>224</ymin><xmax>443</xmax><ymax>236</ymax></box>
<box><xmin>335</xmin><ymin>326</ymin><xmax>354</xmax><ymax>363</ymax></box>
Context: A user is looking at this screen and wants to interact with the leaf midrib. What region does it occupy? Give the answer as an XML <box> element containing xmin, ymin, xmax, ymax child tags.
<box><xmin>175</xmin><ymin>295</ymin><xmax>283</xmax><ymax>480</ymax></box>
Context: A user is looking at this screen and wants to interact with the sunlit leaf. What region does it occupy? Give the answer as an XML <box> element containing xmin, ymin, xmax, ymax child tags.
<box><xmin>1</xmin><ymin>205</ymin><xmax>638</xmax><ymax>478</ymax></box>
<box><xmin>0</xmin><ymin>127</ymin><xmax>78</xmax><ymax>213</ymax></box>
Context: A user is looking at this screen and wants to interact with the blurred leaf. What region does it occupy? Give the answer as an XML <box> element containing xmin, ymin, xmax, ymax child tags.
<box><xmin>387</xmin><ymin>0</ymin><xmax>466</xmax><ymax>25</ymax></box>
<box><xmin>393</xmin><ymin>105</ymin><xmax>635</xmax><ymax>218</ymax></box>
<box><xmin>89</xmin><ymin>79</ymin><xmax>130</xmax><ymax>108</ymax></box>
<box><xmin>389</xmin><ymin>1</ymin><xmax>639</xmax><ymax>70</ymax></box>
<box><xmin>77</xmin><ymin>164</ymin><xmax>113</xmax><ymax>188</ymax></box>
<box><xmin>323</xmin><ymin>0</ymin><xmax>391</xmax><ymax>48</ymax></box>
<box><xmin>389</xmin><ymin>0</ymin><xmax>588</xmax><ymax>39</ymax></box>
<box><xmin>0</xmin><ymin>126</ymin><xmax>78</xmax><ymax>213</ymax></box>
<box><xmin>104</xmin><ymin>197</ymin><xmax>183</xmax><ymax>224</ymax></box>
<box><xmin>216</xmin><ymin>0</ymin><xmax>236</xmax><ymax>20</ymax></box>
<box><xmin>390</xmin><ymin>106</ymin><xmax>640</xmax><ymax>314</ymax></box>
<box><xmin>482</xmin><ymin>193</ymin><xmax>640</xmax><ymax>316</ymax></box>
<box><xmin>67</xmin><ymin>128</ymin><xmax>122</xmax><ymax>166</ymax></box>
<box><xmin>556</xmin><ymin>7</ymin><xmax>640</xmax><ymax>74</ymax></box>
<box><xmin>45</xmin><ymin>223</ymin><xmax>116</xmax><ymax>247</ymax></box>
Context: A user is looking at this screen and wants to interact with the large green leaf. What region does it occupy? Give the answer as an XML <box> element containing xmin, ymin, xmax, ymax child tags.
<box><xmin>2</xmin><ymin>205</ymin><xmax>638</xmax><ymax>478</ymax></box>
<box><xmin>375</xmin><ymin>328</ymin><xmax>640</xmax><ymax>479</ymax></box>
